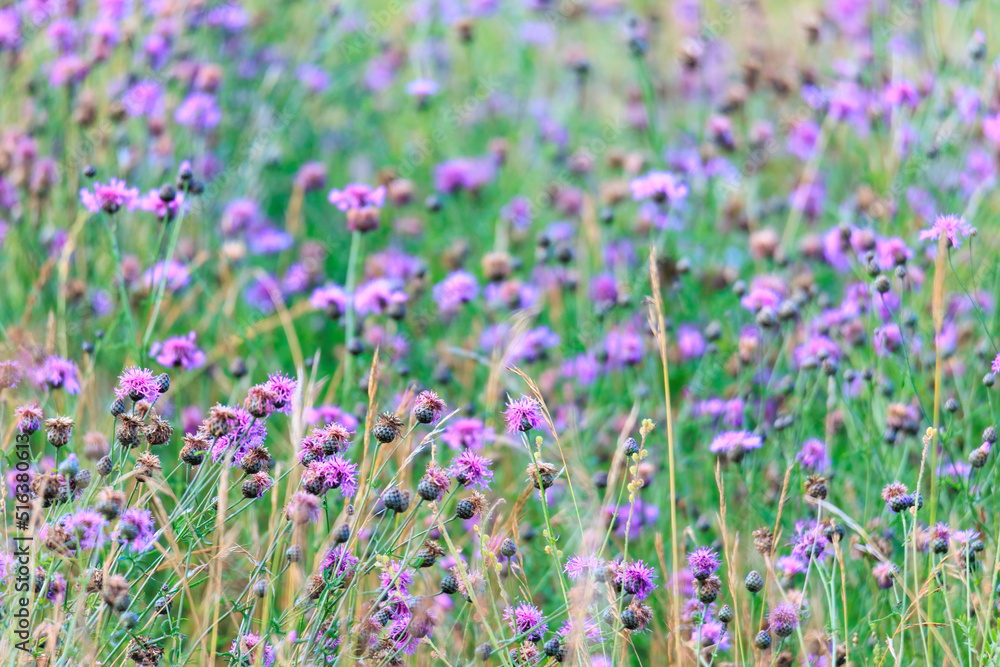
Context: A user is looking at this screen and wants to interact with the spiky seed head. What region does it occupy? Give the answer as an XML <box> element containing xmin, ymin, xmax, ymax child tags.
<box><xmin>455</xmin><ymin>498</ymin><xmax>475</xmax><ymax>520</ymax></box>
<box><xmin>417</xmin><ymin>477</ymin><xmax>439</xmax><ymax>501</ymax></box>
<box><xmin>745</xmin><ymin>570</ymin><xmax>764</xmax><ymax>593</ymax></box>
<box><xmin>718</xmin><ymin>604</ymin><xmax>735</xmax><ymax>624</ymax></box>
<box><xmin>441</xmin><ymin>574</ymin><xmax>459</xmax><ymax>595</ymax></box>
<box><xmin>754</xmin><ymin>631</ymin><xmax>772</xmax><ymax>649</ymax></box>
<box><xmin>753</xmin><ymin>527</ymin><xmax>774</xmax><ymax>556</ymax></box>
<box><xmin>372</xmin><ymin>412</ymin><xmax>404</xmax><ymax>443</ymax></box>
<box><xmin>382</xmin><ymin>487</ymin><xmax>410</xmax><ymax>513</ymax></box>
<box><xmin>543</xmin><ymin>638</ymin><xmax>561</xmax><ymax>657</ymax></box>
<box><xmin>241</xmin><ymin>478</ymin><xmax>261</xmax><ymax>499</ymax></box>
<box><xmin>500</xmin><ymin>538</ymin><xmax>517</xmax><ymax>558</ymax></box>
<box><xmin>286</xmin><ymin>545</ymin><xmax>303</xmax><ymax>562</ymax></box>
<box><xmin>110</xmin><ymin>397</ymin><xmax>126</xmax><ymax>417</ymax></box>
<box><xmin>476</xmin><ymin>643</ymin><xmax>492</xmax><ymax>661</ymax></box>
<box><xmin>621</xmin><ymin>608</ymin><xmax>639</xmax><ymax>630</ymax></box>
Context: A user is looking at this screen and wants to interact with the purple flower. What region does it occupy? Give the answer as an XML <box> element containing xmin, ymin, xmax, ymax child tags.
<box><xmin>687</xmin><ymin>547</ymin><xmax>720</xmax><ymax>581</ymax></box>
<box><xmin>433</xmin><ymin>270</ymin><xmax>479</xmax><ymax>315</ymax></box>
<box><xmin>353</xmin><ymin>278</ymin><xmax>406</xmax><ymax>316</ymax></box>
<box><xmin>66</xmin><ymin>510</ymin><xmax>108</xmax><ymax>550</ymax></box>
<box><xmin>405</xmin><ymin>78</ymin><xmax>439</xmax><ymax>98</ymax></box>
<box><xmin>434</xmin><ymin>157</ymin><xmax>497</xmax><ymax>194</ymax></box>
<box><xmin>138</xmin><ymin>188</ymin><xmax>185</xmax><ymax>220</ymax></box>
<box><xmin>115</xmin><ymin>366</ymin><xmax>161</xmax><ymax>402</ymax></box>
<box><xmin>262</xmin><ymin>372</ymin><xmax>297</xmax><ymax>413</ymax></box>
<box><xmin>141</xmin><ymin>260</ymin><xmax>190</xmax><ymax>292</ymax></box>
<box><xmin>708</xmin><ymin>430</ymin><xmax>762</xmax><ymax>459</ymax></box>
<box><xmin>441</xmin><ymin>418</ymin><xmax>495</xmax><ymax>451</ymax></box>
<box><xmin>790</xmin><ymin>520</ymin><xmax>831</xmax><ymax>561</ymax></box>
<box><xmin>449</xmin><ymin>451</ymin><xmax>494</xmax><ymax>491</ymax></box>
<box><xmin>322</xmin><ymin>544</ymin><xmax>360</xmax><ymax>580</ymax></box>
<box><xmin>15</xmin><ymin>403</ymin><xmax>44</xmax><ymax>435</ymax></box>
<box><xmin>310</xmin><ymin>284</ymin><xmax>349</xmax><ymax>317</ymax></box>
<box><xmin>328</xmin><ymin>183</ymin><xmax>386</xmax><ymax>211</ymax></box>
<box><xmin>379</xmin><ymin>560</ymin><xmax>414</xmax><ymax>595</ymax></box>
<box><xmin>565</xmin><ymin>554</ymin><xmax>606</xmax><ymax>580</ymax></box>
<box><xmin>33</xmin><ymin>356</ymin><xmax>81</xmax><ymax>395</ymax></box>
<box><xmin>150</xmin><ymin>332</ymin><xmax>205</xmax><ymax>370</ymax></box>
<box><xmin>310</xmin><ymin>454</ymin><xmax>359</xmax><ymax>498</ymax></box>
<box><xmin>504</xmin><ymin>602</ymin><xmax>548</xmax><ymax>642</ymax></box>
<box><xmin>116</xmin><ymin>509</ymin><xmax>157</xmax><ymax>553</ymax></box>
<box><xmin>304</xmin><ymin>406</ymin><xmax>358</xmax><ymax>432</ymax></box>
<box><xmin>919</xmin><ymin>214</ymin><xmax>974</xmax><ymax>249</ymax></box>
<box><xmin>629</xmin><ymin>170</ymin><xmax>689</xmax><ymax>203</ymax></box>
<box><xmin>615</xmin><ymin>559</ymin><xmax>658</xmax><ymax>600</ymax></box>
<box><xmin>231</xmin><ymin>632</ymin><xmax>276</xmax><ymax>667</ymax></box>
<box><xmin>79</xmin><ymin>179</ymin><xmax>140</xmax><ymax>214</ymax></box>
<box><xmin>768</xmin><ymin>603</ymin><xmax>800</xmax><ymax>637</ymax></box>
<box><xmin>796</xmin><ymin>438</ymin><xmax>830</xmax><ymax>472</ymax></box>
<box><xmin>175</xmin><ymin>92</ymin><xmax>222</xmax><ymax>131</ymax></box>
<box><xmin>504</xmin><ymin>396</ymin><xmax>544</xmax><ymax>433</ymax></box>
<box><xmin>122</xmin><ymin>80</ymin><xmax>163</xmax><ymax>117</ymax></box>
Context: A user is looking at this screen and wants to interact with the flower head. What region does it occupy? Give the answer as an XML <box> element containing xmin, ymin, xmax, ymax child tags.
<box><xmin>629</xmin><ymin>170</ymin><xmax>689</xmax><ymax>204</ymax></box>
<box><xmin>230</xmin><ymin>632</ymin><xmax>275</xmax><ymax>667</ymax></box>
<box><xmin>149</xmin><ymin>332</ymin><xmax>205</xmax><ymax>370</ymax></box>
<box><xmin>919</xmin><ymin>214</ymin><xmax>974</xmax><ymax>249</ymax></box>
<box><xmin>687</xmin><ymin>547</ymin><xmax>720</xmax><ymax>581</ymax></box>
<box><xmin>115</xmin><ymin>509</ymin><xmax>156</xmax><ymax>553</ymax></box>
<box><xmin>504</xmin><ymin>602</ymin><xmax>548</xmax><ymax>642</ymax></box>
<box><xmin>615</xmin><ymin>559</ymin><xmax>658</xmax><ymax>600</ymax></box>
<box><xmin>504</xmin><ymin>396</ymin><xmax>544</xmax><ymax>433</ymax></box>
<box><xmin>116</xmin><ymin>366</ymin><xmax>161</xmax><ymax>402</ymax></box>
<box><xmin>449</xmin><ymin>451</ymin><xmax>494</xmax><ymax>491</ymax></box>
<box><xmin>79</xmin><ymin>178</ymin><xmax>140</xmax><ymax>214</ymax></box>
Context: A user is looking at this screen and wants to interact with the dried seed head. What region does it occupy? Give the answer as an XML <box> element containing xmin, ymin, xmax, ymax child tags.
<box><xmin>753</xmin><ymin>527</ymin><xmax>774</xmax><ymax>556</ymax></box>
<box><xmin>372</xmin><ymin>412</ymin><xmax>405</xmax><ymax>443</ymax></box>
<box><xmin>45</xmin><ymin>416</ymin><xmax>75</xmax><ymax>448</ymax></box>
<box><xmin>134</xmin><ymin>453</ymin><xmax>162</xmax><ymax>482</ymax></box>
<box><xmin>116</xmin><ymin>414</ymin><xmax>146</xmax><ymax>449</ymax></box>
<box><xmin>143</xmin><ymin>416</ymin><xmax>173</xmax><ymax>446</ymax></box>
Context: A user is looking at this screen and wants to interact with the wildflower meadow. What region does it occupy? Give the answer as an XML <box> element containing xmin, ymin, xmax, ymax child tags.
<box><xmin>1</xmin><ymin>0</ymin><xmax>1000</xmax><ymax>665</ymax></box>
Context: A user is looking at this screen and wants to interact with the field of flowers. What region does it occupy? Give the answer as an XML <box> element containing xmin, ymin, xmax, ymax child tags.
<box><xmin>1</xmin><ymin>0</ymin><xmax>999</xmax><ymax>665</ymax></box>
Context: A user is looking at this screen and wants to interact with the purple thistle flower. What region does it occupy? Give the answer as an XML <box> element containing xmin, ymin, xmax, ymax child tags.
<box><xmin>327</xmin><ymin>183</ymin><xmax>386</xmax><ymax>211</ymax></box>
<box><xmin>991</xmin><ymin>353</ymin><xmax>1000</xmax><ymax>376</ymax></box>
<box><xmin>285</xmin><ymin>491</ymin><xmax>322</xmax><ymax>525</ymax></box>
<box><xmin>263</xmin><ymin>372</ymin><xmax>297</xmax><ymax>413</ymax></box>
<box><xmin>115</xmin><ymin>366</ymin><xmax>160</xmax><ymax>402</ymax></box>
<box><xmin>629</xmin><ymin>170</ymin><xmax>689</xmax><ymax>203</ymax></box>
<box><xmin>230</xmin><ymin>632</ymin><xmax>276</xmax><ymax>667</ymax></box>
<box><xmin>138</xmin><ymin>188</ymin><xmax>185</xmax><ymax>220</ymax></box>
<box><xmin>565</xmin><ymin>554</ymin><xmax>606</xmax><ymax>580</ymax></box>
<box><xmin>379</xmin><ymin>560</ymin><xmax>414</xmax><ymax>595</ymax></box>
<box><xmin>790</xmin><ymin>521</ymin><xmax>832</xmax><ymax>561</ymax></box>
<box><xmin>687</xmin><ymin>547</ymin><xmax>720</xmax><ymax>581</ymax></box>
<box><xmin>310</xmin><ymin>283</ymin><xmax>349</xmax><ymax>317</ymax></box>
<box><xmin>149</xmin><ymin>331</ymin><xmax>205</xmax><ymax>370</ymax></box>
<box><xmin>175</xmin><ymin>92</ymin><xmax>222</xmax><ymax>131</ymax></box>
<box><xmin>768</xmin><ymin>603</ymin><xmax>800</xmax><ymax>637</ymax></box>
<box><xmin>116</xmin><ymin>508</ymin><xmax>157</xmax><ymax>553</ymax></box>
<box><xmin>433</xmin><ymin>270</ymin><xmax>479</xmax><ymax>315</ymax></box>
<box><xmin>33</xmin><ymin>356</ymin><xmax>81</xmax><ymax>394</ymax></box>
<box><xmin>919</xmin><ymin>214</ymin><xmax>975</xmax><ymax>249</ymax></box>
<box><xmin>441</xmin><ymin>418</ymin><xmax>495</xmax><ymax>451</ymax></box>
<box><xmin>708</xmin><ymin>430</ymin><xmax>763</xmax><ymax>459</ymax></box>
<box><xmin>322</xmin><ymin>544</ymin><xmax>360</xmax><ymax>581</ymax></box>
<box><xmin>615</xmin><ymin>559</ymin><xmax>659</xmax><ymax>600</ymax></box>
<box><xmin>15</xmin><ymin>403</ymin><xmax>44</xmax><ymax>435</ymax></box>
<box><xmin>79</xmin><ymin>178</ymin><xmax>140</xmax><ymax>214</ymax></box>
<box><xmin>795</xmin><ymin>438</ymin><xmax>830</xmax><ymax>472</ymax></box>
<box><xmin>311</xmin><ymin>454</ymin><xmax>359</xmax><ymax>498</ymax></box>
<box><xmin>304</xmin><ymin>406</ymin><xmax>358</xmax><ymax>432</ymax></box>
<box><xmin>504</xmin><ymin>602</ymin><xmax>548</xmax><ymax>642</ymax></box>
<box><xmin>504</xmin><ymin>396</ymin><xmax>544</xmax><ymax>433</ymax></box>
<box><xmin>66</xmin><ymin>510</ymin><xmax>108</xmax><ymax>550</ymax></box>
<box><xmin>449</xmin><ymin>450</ymin><xmax>494</xmax><ymax>491</ymax></box>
